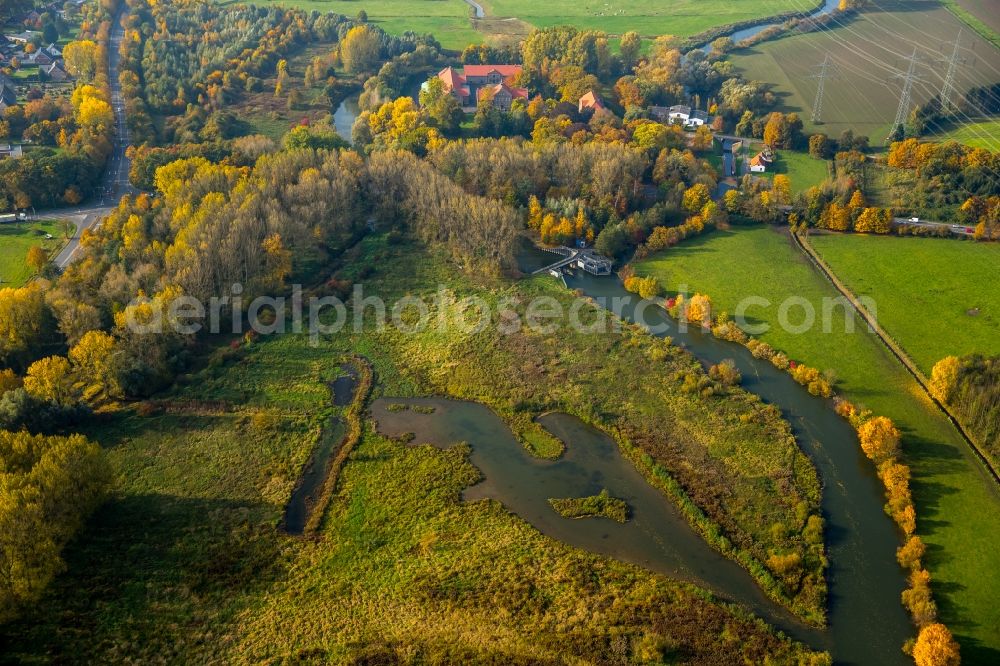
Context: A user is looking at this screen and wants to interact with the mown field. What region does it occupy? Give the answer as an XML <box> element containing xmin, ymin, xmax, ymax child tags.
<box><xmin>481</xmin><ymin>0</ymin><xmax>814</xmax><ymax>38</ymax></box>
<box><xmin>0</xmin><ymin>220</ymin><xmax>62</xmax><ymax>286</ymax></box>
<box><xmin>0</xmin><ymin>236</ymin><xmax>827</xmax><ymax>663</ymax></box>
<box><xmin>810</xmin><ymin>233</ymin><xmax>1000</xmax><ymax>375</ymax></box>
<box><xmin>758</xmin><ymin>149</ymin><xmax>830</xmax><ymax>194</ymax></box>
<box><xmin>223</xmin><ymin>0</ymin><xmax>816</xmax><ymax>49</ymax></box>
<box><xmin>933</xmin><ymin>118</ymin><xmax>1000</xmax><ymax>150</ymax></box>
<box><xmin>730</xmin><ymin>0</ymin><xmax>1000</xmax><ymax>146</ymax></box>
<box><xmin>634</xmin><ymin>226</ymin><xmax>1000</xmax><ymax>663</ymax></box>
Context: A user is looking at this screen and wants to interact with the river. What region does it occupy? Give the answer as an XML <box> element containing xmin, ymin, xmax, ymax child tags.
<box><xmin>385</xmin><ymin>242</ymin><xmax>912</xmax><ymax>664</ymax></box>
<box><xmin>699</xmin><ymin>0</ymin><xmax>840</xmax><ymax>54</ymax></box>
<box><xmin>560</xmin><ymin>266</ymin><xmax>913</xmax><ymax>665</ymax></box>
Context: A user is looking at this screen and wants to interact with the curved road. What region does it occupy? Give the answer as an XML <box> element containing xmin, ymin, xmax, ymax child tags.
<box><xmin>50</xmin><ymin>6</ymin><xmax>135</xmax><ymax>269</ymax></box>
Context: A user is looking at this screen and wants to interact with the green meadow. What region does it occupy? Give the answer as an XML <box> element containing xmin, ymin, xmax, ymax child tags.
<box><xmin>220</xmin><ymin>0</ymin><xmax>815</xmax><ymax>49</ymax></box>
<box><xmin>0</xmin><ymin>220</ymin><xmax>63</xmax><ymax>286</ymax></box>
<box><xmin>810</xmin><ymin>233</ymin><xmax>1000</xmax><ymax>375</ymax></box>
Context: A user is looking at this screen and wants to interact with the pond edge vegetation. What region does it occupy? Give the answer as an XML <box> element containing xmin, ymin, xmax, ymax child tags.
<box><xmin>298</xmin><ymin>355</ymin><xmax>373</xmax><ymax>537</ymax></box>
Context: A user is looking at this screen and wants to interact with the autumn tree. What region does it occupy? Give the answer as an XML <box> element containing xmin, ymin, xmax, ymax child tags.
<box><xmin>23</xmin><ymin>356</ymin><xmax>74</xmax><ymax>406</ymax></box>
<box><xmin>26</xmin><ymin>246</ymin><xmax>49</xmax><ymax>275</ymax></box>
<box><xmin>62</xmin><ymin>40</ymin><xmax>98</xmax><ymax>81</ymax></box>
<box><xmin>913</xmin><ymin>624</ymin><xmax>960</xmax><ymax>666</ymax></box>
<box><xmin>928</xmin><ymin>356</ymin><xmax>960</xmax><ymax>403</ymax></box>
<box><xmin>619</xmin><ymin>31</ymin><xmax>641</xmax><ymax>69</ymax></box>
<box><xmin>683</xmin><ymin>183</ymin><xmax>711</xmax><ymax>213</ymax></box>
<box><xmin>68</xmin><ymin>330</ymin><xmax>121</xmax><ymax>403</ymax></box>
<box><xmin>854</xmin><ymin>207</ymin><xmax>892</xmax><ymax>234</ymax></box>
<box><xmin>857</xmin><ymin>416</ymin><xmax>901</xmax><ymax>465</ymax></box>
<box><xmin>340</xmin><ymin>25</ymin><xmax>381</xmax><ymax>75</ymax></box>
<box><xmin>808</xmin><ymin>133</ymin><xmax>831</xmax><ymax>159</ymax></box>
<box><xmin>0</xmin><ymin>430</ymin><xmax>109</xmax><ymax>623</ymax></box>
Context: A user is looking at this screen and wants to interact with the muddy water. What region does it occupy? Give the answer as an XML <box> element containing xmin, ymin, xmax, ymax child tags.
<box><xmin>371</xmin><ymin>397</ymin><xmax>824</xmax><ymax>648</ymax></box>
<box><xmin>283</xmin><ymin>365</ymin><xmax>359</xmax><ymax>534</ymax></box>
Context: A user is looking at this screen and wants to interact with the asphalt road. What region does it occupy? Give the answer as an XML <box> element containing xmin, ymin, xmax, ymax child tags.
<box><xmin>43</xmin><ymin>7</ymin><xmax>135</xmax><ymax>269</ymax></box>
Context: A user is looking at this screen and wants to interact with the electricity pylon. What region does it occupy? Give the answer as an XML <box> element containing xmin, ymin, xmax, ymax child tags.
<box><xmin>939</xmin><ymin>29</ymin><xmax>964</xmax><ymax>112</ymax></box>
<box><xmin>889</xmin><ymin>47</ymin><xmax>924</xmax><ymax>139</ymax></box>
<box><xmin>809</xmin><ymin>54</ymin><xmax>833</xmax><ymax>124</ymax></box>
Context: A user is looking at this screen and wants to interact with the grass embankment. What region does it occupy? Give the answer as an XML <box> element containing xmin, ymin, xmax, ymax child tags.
<box><xmin>634</xmin><ymin>226</ymin><xmax>1000</xmax><ymax>661</ymax></box>
<box><xmin>549</xmin><ymin>489</ymin><xmax>630</xmax><ymax>523</ymax></box>
<box><xmin>0</xmin><ymin>220</ymin><xmax>63</xmax><ymax>286</ymax></box>
<box><xmin>809</xmin><ymin>234</ymin><xmax>1000</xmax><ymax>376</ymax></box>
<box><xmin>302</xmin><ymin>355</ymin><xmax>373</xmax><ymax>535</ymax></box>
<box><xmin>0</xmin><ymin>236</ymin><xmax>827</xmax><ymax>663</ymax></box>
<box><xmin>730</xmin><ymin>0</ymin><xmax>1000</xmax><ymax>146</ymax></box>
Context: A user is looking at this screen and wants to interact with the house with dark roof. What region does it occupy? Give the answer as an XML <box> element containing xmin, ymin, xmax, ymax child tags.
<box><xmin>434</xmin><ymin>65</ymin><xmax>527</xmax><ymax>111</ymax></box>
<box><xmin>687</xmin><ymin>109</ymin><xmax>709</xmax><ymax>126</ymax></box>
<box><xmin>42</xmin><ymin>60</ymin><xmax>69</xmax><ymax>82</ymax></box>
<box><xmin>0</xmin><ymin>82</ymin><xmax>17</xmax><ymax>111</ymax></box>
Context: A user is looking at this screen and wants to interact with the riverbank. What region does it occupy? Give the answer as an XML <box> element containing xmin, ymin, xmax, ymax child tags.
<box><xmin>633</xmin><ymin>226</ymin><xmax>1000</xmax><ymax>662</ymax></box>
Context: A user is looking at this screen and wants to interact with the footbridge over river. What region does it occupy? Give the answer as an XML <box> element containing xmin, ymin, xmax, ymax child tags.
<box><xmin>532</xmin><ymin>246</ymin><xmax>613</xmax><ymax>276</ymax></box>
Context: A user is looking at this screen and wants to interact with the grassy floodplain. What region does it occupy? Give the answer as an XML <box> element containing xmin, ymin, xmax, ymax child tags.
<box><xmin>0</xmin><ymin>236</ymin><xmax>829</xmax><ymax>663</ymax></box>
<box><xmin>0</xmin><ymin>220</ymin><xmax>62</xmax><ymax>286</ymax></box>
<box><xmin>634</xmin><ymin>226</ymin><xmax>1000</xmax><ymax>662</ymax></box>
<box><xmin>220</xmin><ymin>0</ymin><xmax>818</xmax><ymax>49</ymax></box>
<box><xmin>730</xmin><ymin>0</ymin><xmax>1000</xmax><ymax>146</ymax></box>
<box><xmin>809</xmin><ymin>233</ymin><xmax>1000</xmax><ymax>375</ymax></box>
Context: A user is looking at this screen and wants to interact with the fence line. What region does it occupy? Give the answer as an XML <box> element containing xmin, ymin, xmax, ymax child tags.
<box><xmin>792</xmin><ymin>230</ymin><xmax>1000</xmax><ymax>486</ymax></box>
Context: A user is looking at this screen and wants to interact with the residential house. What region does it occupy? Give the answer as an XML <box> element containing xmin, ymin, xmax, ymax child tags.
<box><xmin>435</xmin><ymin>64</ymin><xmax>527</xmax><ymax>111</ymax></box>
<box><xmin>8</xmin><ymin>31</ymin><xmax>38</xmax><ymax>45</ymax></box>
<box><xmin>667</xmin><ymin>104</ymin><xmax>691</xmax><ymax>123</ymax></box>
<box><xmin>687</xmin><ymin>109</ymin><xmax>709</xmax><ymax>127</ymax></box>
<box><xmin>0</xmin><ymin>144</ymin><xmax>23</xmax><ymax>160</ymax></box>
<box><xmin>578</xmin><ymin>90</ymin><xmax>606</xmax><ymax>114</ymax></box>
<box><xmin>43</xmin><ymin>43</ymin><xmax>61</xmax><ymax>59</ymax></box>
<box><xmin>478</xmin><ymin>81</ymin><xmax>527</xmax><ymax>112</ymax></box>
<box><xmin>42</xmin><ymin>60</ymin><xmax>69</xmax><ymax>82</ymax></box>
<box><xmin>749</xmin><ymin>147</ymin><xmax>773</xmax><ymax>173</ymax></box>
<box><xmin>28</xmin><ymin>50</ymin><xmax>53</xmax><ymax>66</ymax></box>
<box><xmin>0</xmin><ymin>75</ymin><xmax>17</xmax><ymax>111</ymax></box>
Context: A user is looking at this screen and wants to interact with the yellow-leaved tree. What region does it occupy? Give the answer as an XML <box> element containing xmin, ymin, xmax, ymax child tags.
<box><xmin>913</xmin><ymin>623</ymin><xmax>960</xmax><ymax>666</ymax></box>
<box><xmin>857</xmin><ymin>415</ymin><xmax>901</xmax><ymax>464</ymax></box>
<box><xmin>68</xmin><ymin>330</ymin><xmax>121</xmax><ymax>404</ymax></box>
<box><xmin>23</xmin><ymin>356</ymin><xmax>74</xmax><ymax>406</ymax></box>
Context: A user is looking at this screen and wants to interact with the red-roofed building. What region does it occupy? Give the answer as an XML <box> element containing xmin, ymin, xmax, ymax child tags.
<box><xmin>435</xmin><ymin>64</ymin><xmax>525</xmax><ymax>111</ymax></box>
<box><xmin>479</xmin><ymin>82</ymin><xmax>529</xmax><ymax>111</ymax></box>
<box><xmin>578</xmin><ymin>90</ymin><xmax>606</xmax><ymax>114</ymax></box>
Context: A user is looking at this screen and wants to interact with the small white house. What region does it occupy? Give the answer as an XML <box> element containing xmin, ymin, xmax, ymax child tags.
<box><xmin>667</xmin><ymin>104</ymin><xmax>691</xmax><ymax>123</ymax></box>
<box><xmin>685</xmin><ymin>109</ymin><xmax>709</xmax><ymax>127</ymax></box>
